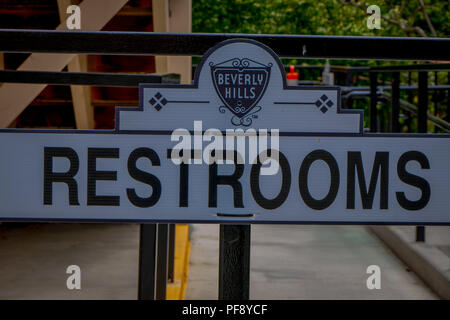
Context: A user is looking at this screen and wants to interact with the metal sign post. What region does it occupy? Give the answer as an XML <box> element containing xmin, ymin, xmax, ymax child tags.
<box><xmin>155</xmin><ymin>224</ymin><xmax>169</xmax><ymax>300</ymax></box>
<box><xmin>219</xmin><ymin>225</ymin><xmax>251</xmax><ymax>300</ymax></box>
<box><xmin>138</xmin><ymin>224</ymin><xmax>157</xmax><ymax>300</ymax></box>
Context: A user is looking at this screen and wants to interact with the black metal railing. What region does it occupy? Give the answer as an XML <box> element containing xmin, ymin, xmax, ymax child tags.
<box><xmin>1</xmin><ymin>29</ymin><xmax>450</xmax><ymax>60</ymax></box>
<box><xmin>0</xmin><ymin>70</ymin><xmax>179</xmax><ymax>86</ymax></box>
<box><xmin>369</xmin><ymin>64</ymin><xmax>450</xmax><ymax>242</ymax></box>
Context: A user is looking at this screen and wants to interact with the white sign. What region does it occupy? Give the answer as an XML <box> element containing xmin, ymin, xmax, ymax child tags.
<box><xmin>0</xmin><ymin>39</ymin><xmax>449</xmax><ymax>225</ymax></box>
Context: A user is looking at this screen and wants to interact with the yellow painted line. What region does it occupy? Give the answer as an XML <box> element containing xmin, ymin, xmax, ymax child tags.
<box><xmin>180</xmin><ymin>241</ymin><xmax>191</xmax><ymax>299</ymax></box>
<box><xmin>167</xmin><ymin>224</ymin><xmax>190</xmax><ymax>300</ymax></box>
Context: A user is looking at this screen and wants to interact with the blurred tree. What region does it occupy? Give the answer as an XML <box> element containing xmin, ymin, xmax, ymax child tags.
<box><xmin>192</xmin><ymin>0</ymin><xmax>449</xmax><ymax>132</ymax></box>
<box><xmin>193</xmin><ymin>0</ymin><xmax>449</xmax><ymax>37</ymax></box>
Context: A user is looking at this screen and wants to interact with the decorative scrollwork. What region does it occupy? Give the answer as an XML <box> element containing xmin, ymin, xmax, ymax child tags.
<box><xmin>229</xmin><ymin>106</ymin><xmax>261</xmax><ymax>127</ymax></box>
<box><xmin>231</xmin><ymin>115</ymin><xmax>252</xmax><ymax>126</ymax></box>
<box><xmin>231</xmin><ymin>58</ymin><xmax>250</xmax><ymax>69</ymax></box>
<box><xmin>240</xmin><ymin>58</ymin><xmax>250</xmax><ymax>68</ymax></box>
<box><xmin>231</xmin><ymin>58</ymin><xmax>241</xmax><ymax>68</ymax></box>
<box><xmin>212</xmin><ymin>57</ymin><xmax>271</xmax><ymax>69</ymax></box>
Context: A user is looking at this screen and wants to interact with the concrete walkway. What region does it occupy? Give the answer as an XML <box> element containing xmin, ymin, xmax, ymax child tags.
<box><xmin>370</xmin><ymin>226</ymin><xmax>449</xmax><ymax>299</ymax></box>
<box><xmin>186</xmin><ymin>225</ymin><xmax>438</xmax><ymax>299</ymax></box>
<box><xmin>0</xmin><ymin>223</ymin><xmax>139</xmax><ymax>299</ymax></box>
<box><xmin>0</xmin><ymin>223</ymin><xmax>441</xmax><ymax>300</ymax></box>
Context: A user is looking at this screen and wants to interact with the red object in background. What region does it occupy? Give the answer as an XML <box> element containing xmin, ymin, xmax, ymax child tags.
<box><xmin>287</xmin><ymin>65</ymin><xmax>299</xmax><ymax>80</ymax></box>
<box><xmin>286</xmin><ymin>65</ymin><xmax>299</xmax><ymax>85</ymax></box>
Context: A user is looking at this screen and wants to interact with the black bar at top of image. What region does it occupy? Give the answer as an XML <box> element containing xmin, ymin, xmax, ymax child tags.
<box><xmin>0</xmin><ymin>29</ymin><xmax>450</xmax><ymax>60</ymax></box>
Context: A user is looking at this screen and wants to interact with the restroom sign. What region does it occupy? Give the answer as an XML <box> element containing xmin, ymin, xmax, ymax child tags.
<box><xmin>0</xmin><ymin>39</ymin><xmax>449</xmax><ymax>225</ymax></box>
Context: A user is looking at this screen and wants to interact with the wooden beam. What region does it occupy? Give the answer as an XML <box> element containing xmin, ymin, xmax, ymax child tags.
<box><xmin>57</xmin><ymin>0</ymin><xmax>93</xmax><ymax>129</ymax></box>
<box><xmin>167</xmin><ymin>0</ymin><xmax>192</xmax><ymax>84</ymax></box>
<box><xmin>118</xmin><ymin>7</ymin><xmax>153</xmax><ymax>17</ymax></box>
<box><xmin>0</xmin><ymin>0</ymin><xmax>128</xmax><ymax>128</ymax></box>
<box><xmin>66</xmin><ymin>56</ymin><xmax>94</xmax><ymax>129</ymax></box>
<box><xmin>152</xmin><ymin>0</ymin><xmax>170</xmax><ymax>74</ymax></box>
<box><xmin>152</xmin><ymin>0</ymin><xmax>192</xmax><ymax>84</ymax></box>
<box><xmin>0</xmin><ymin>52</ymin><xmax>16</xmax><ymax>128</ymax></box>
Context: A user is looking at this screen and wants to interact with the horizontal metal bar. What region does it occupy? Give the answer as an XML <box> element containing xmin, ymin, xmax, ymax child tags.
<box><xmin>342</xmin><ymin>84</ymin><xmax>450</xmax><ymax>93</ymax></box>
<box><xmin>0</xmin><ymin>70</ymin><xmax>180</xmax><ymax>86</ymax></box>
<box><xmin>284</xmin><ymin>65</ymin><xmax>369</xmax><ymax>72</ymax></box>
<box><xmin>370</xmin><ymin>64</ymin><xmax>450</xmax><ymax>72</ymax></box>
<box><xmin>30</xmin><ymin>98</ymin><xmax>138</xmax><ymax>107</ymax></box>
<box><xmin>0</xmin><ymin>29</ymin><xmax>450</xmax><ymax>60</ymax></box>
<box><xmin>193</xmin><ymin>64</ymin><xmax>369</xmax><ymax>74</ymax></box>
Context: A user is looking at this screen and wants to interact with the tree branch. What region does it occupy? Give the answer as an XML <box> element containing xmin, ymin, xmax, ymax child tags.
<box><xmin>339</xmin><ymin>0</ymin><xmax>429</xmax><ymax>37</ymax></box>
<box><xmin>418</xmin><ymin>0</ymin><xmax>437</xmax><ymax>37</ymax></box>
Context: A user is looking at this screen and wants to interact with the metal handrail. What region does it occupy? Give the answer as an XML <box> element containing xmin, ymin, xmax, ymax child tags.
<box><xmin>0</xmin><ymin>70</ymin><xmax>179</xmax><ymax>86</ymax></box>
<box><xmin>382</xmin><ymin>92</ymin><xmax>450</xmax><ymax>133</ymax></box>
<box><xmin>0</xmin><ymin>29</ymin><xmax>450</xmax><ymax>60</ymax></box>
<box><xmin>370</xmin><ymin>64</ymin><xmax>450</xmax><ymax>72</ymax></box>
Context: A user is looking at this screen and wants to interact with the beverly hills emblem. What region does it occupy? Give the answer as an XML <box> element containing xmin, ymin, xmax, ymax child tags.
<box><xmin>210</xmin><ymin>58</ymin><xmax>272</xmax><ymax>126</ymax></box>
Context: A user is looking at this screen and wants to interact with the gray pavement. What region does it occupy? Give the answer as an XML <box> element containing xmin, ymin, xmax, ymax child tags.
<box><xmin>0</xmin><ymin>223</ymin><xmax>139</xmax><ymax>299</ymax></box>
<box><xmin>370</xmin><ymin>225</ymin><xmax>450</xmax><ymax>299</ymax></box>
<box><xmin>0</xmin><ymin>223</ymin><xmax>442</xmax><ymax>300</ymax></box>
<box><xmin>186</xmin><ymin>224</ymin><xmax>438</xmax><ymax>299</ymax></box>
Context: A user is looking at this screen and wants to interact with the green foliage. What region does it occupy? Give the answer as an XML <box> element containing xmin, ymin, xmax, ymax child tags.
<box><xmin>192</xmin><ymin>1</ymin><xmax>450</xmax><ymax>133</ymax></box>
<box><xmin>193</xmin><ymin>0</ymin><xmax>449</xmax><ymax>37</ymax></box>
<box><xmin>193</xmin><ymin>0</ymin><xmax>449</xmax><ymax>66</ymax></box>
<box><xmin>192</xmin><ymin>0</ymin><xmax>450</xmax><ymax>73</ymax></box>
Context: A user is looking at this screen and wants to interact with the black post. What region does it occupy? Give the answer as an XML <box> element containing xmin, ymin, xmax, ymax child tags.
<box><xmin>416</xmin><ymin>71</ymin><xmax>428</xmax><ymax>242</ymax></box>
<box><xmin>168</xmin><ymin>224</ymin><xmax>176</xmax><ymax>283</ymax></box>
<box><xmin>156</xmin><ymin>224</ymin><xmax>169</xmax><ymax>300</ymax></box>
<box><xmin>405</xmin><ymin>72</ymin><xmax>413</xmax><ymax>133</ymax></box>
<box><xmin>407</xmin><ymin>71</ymin><xmax>413</xmax><ymax>104</ymax></box>
<box><xmin>370</xmin><ymin>72</ymin><xmax>378</xmax><ymax>132</ymax></box>
<box><xmin>391</xmin><ymin>72</ymin><xmax>400</xmax><ymax>133</ymax></box>
<box><xmin>418</xmin><ymin>72</ymin><xmax>428</xmax><ymax>133</ymax></box>
<box><xmin>219</xmin><ymin>224</ymin><xmax>251</xmax><ymax>300</ymax></box>
<box><xmin>347</xmin><ymin>96</ymin><xmax>353</xmax><ymax>109</ymax></box>
<box><xmin>433</xmin><ymin>72</ymin><xmax>438</xmax><ymax>133</ymax></box>
<box><xmin>345</xmin><ymin>69</ymin><xmax>353</xmax><ymax>86</ymax></box>
<box><xmin>138</xmin><ymin>224</ymin><xmax>157</xmax><ymax>300</ymax></box>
